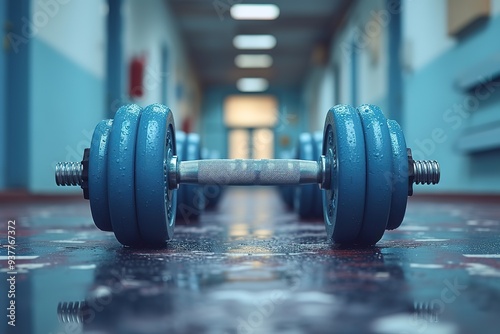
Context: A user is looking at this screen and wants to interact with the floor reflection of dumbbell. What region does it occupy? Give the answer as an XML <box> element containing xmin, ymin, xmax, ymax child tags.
<box><xmin>55</xmin><ymin>103</ymin><xmax>440</xmax><ymax>247</ymax></box>
<box><xmin>56</xmin><ymin>252</ymin><xmax>211</xmax><ymax>331</ymax></box>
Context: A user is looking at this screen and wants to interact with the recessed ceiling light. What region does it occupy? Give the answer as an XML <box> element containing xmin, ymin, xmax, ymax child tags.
<box><xmin>230</xmin><ymin>4</ymin><xmax>280</xmax><ymax>20</ymax></box>
<box><xmin>235</xmin><ymin>54</ymin><xmax>273</xmax><ymax>68</ymax></box>
<box><xmin>233</xmin><ymin>35</ymin><xmax>276</xmax><ymax>50</ymax></box>
<box><xmin>237</xmin><ymin>78</ymin><xmax>269</xmax><ymax>92</ymax></box>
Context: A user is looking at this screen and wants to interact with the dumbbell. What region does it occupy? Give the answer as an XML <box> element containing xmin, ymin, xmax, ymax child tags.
<box><xmin>55</xmin><ymin>103</ymin><xmax>440</xmax><ymax>247</ymax></box>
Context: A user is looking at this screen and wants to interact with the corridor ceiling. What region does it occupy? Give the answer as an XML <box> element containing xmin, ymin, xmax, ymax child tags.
<box><xmin>167</xmin><ymin>0</ymin><xmax>351</xmax><ymax>88</ymax></box>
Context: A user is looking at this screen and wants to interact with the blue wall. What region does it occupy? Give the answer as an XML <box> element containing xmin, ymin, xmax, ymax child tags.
<box><xmin>30</xmin><ymin>38</ymin><xmax>105</xmax><ymax>192</ymax></box>
<box><xmin>0</xmin><ymin>0</ymin><xmax>6</xmax><ymax>189</ymax></box>
<box><xmin>5</xmin><ymin>0</ymin><xmax>31</xmax><ymax>189</ymax></box>
<box><xmin>0</xmin><ymin>0</ymin><xmax>107</xmax><ymax>193</ymax></box>
<box><xmin>304</xmin><ymin>0</ymin><xmax>500</xmax><ymax>194</ymax></box>
<box><xmin>0</xmin><ymin>0</ymin><xmax>198</xmax><ymax>193</ymax></box>
<box><xmin>404</xmin><ymin>15</ymin><xmax>500</xmax><ymax>193</ymax></box>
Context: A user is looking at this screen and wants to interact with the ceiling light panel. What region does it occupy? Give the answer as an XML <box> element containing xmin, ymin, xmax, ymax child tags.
<box><xmin>233</xmin><ymin>35</ymin><xmax>276</xmax><ymax>50</ymax></box>
<box><xmin>236</xmin><ymin>78</ymin><xmax>269</xmax><ymax>92</ymax></box>
<box><xmin>230</xmin><ymin>4</ymin><xmax>280</xmax><ymax>20</ymax></box>
<box><xmin>235</xmin><ymin>54</ymin><xmax>273</xmax><ymax>68</ymax></box>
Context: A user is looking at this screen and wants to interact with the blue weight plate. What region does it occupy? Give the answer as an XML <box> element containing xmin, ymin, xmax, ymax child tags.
<box><xmin>356</xmin><ymin>105</ymin><xmax>393</xmax><ymax>244</ymax></box>
<box><xmin>312</xmin><ymin>131</ymin><xmax>324</xmax><ymax>218</ymax></box>
<box><xmin>108</xmin><ymin>104</ymin><xmax>143</xmax><ymax>246</ymax></box>
<box><xmin>175</xmin><ymin>131</ymin><xmax>186</xmax><ymax>219</ymax></box>
<box><xmin>183</xmin><ymin>133</ymin><xmax>204</xmax><ymax>221</ymax></box>
<box><xmin>136</xmin><ymin>104</ymin><xmax>177</xmax><ymax>246</ymax></box>
<box><xmin>89</xmin><ymin>119</ymin><xmax>113</xmax><ymax>232</ymax></box>
<box><xmin>294</xmin><ymin>133</ymin><xmax>315</xmax><ymax>218</ymax></box>
<box><xmin>322</xmin><ymin>105</ymin><xmax>366</xmax><ymax>242</ymax></box>
<box><xmin>386</xmin><ymin>120</ymin><xmax>409</xmax><ymax>230</ymax></box>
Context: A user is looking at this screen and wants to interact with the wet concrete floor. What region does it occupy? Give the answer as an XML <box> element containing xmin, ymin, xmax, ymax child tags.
<box><xmin>1</xmin><ymin>188</ymin><xmax>500</xmax><ymax>334</ymax></box>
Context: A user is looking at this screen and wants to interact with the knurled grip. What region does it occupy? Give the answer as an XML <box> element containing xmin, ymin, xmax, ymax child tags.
<box><xmin>179</xmin><ymin>159</ymin><xmax>321</xmax><ymax>186</ymax></box>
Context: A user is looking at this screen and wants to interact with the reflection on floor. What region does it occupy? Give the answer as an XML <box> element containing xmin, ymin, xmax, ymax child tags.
<box><xmin>1</xmin><ymin>188</ymin><xmax>500</xmax><ymax>334</ymax></box>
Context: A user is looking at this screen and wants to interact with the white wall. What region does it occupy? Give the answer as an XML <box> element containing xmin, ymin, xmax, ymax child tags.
<box><xmin>402</xmin><ymin>0</ymin><xmax>500</xmax><ymax>193</ymax></box>
<box><xmin>351</xmin><ymin>0</ymin><xmax>389</xmax><ymax>105</ymax></box>
<box><xmin>494</xmin><ymin>0</ymin><xmax>500</xmax><ymax>14</ymax></box>
<box><xmin>123</xmin><ymin>0</ymin><xmax>201</xmax><ymax>128</ymax></box>
<box><xmin>25</xmin><ymin>0</ymin><xmax>200</xmax><ymax>193</ymax></box>
<box><xmin>304</xmin><ymin>0</ymin><xmax>390</xmax><ymax>131</ymax></box>
<box><xmin>402</xmin><ymin>0</ymin><xmax>500</xmax><ymax>73</ymax></box>
<box><xmin>304</xmin><ymin>0</ymin><xmax>500</xmax><ymax>194</ymax></box>
<box><xmin>402</xmin><ymin>0</ymin><xmax>456</xmax><ymax>73</ymax></box>
<box><xmin>30</xmin><ymin>0</ymin><xmax>107</xmax><ymax>193</ymax></box>
<box><xmin>34</xmin><ymin>0</ymin><xmax>106</xmax><ymax>79</ymax></box>
<box><xmin>301</xmin><ymin>65</ymin><xmax>323</xmax><ymax>131</ymax></box>
<box><xmin>316</xmin><ymin>67</ymin><xmax>335</xmax><ymax>130</ymax></box>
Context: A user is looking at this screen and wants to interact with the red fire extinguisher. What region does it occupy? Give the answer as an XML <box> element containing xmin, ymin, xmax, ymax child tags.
<box><xmin>129</xmin><ymin>55</ymin><xmax>145</xmax><ymax>98</ymax></box>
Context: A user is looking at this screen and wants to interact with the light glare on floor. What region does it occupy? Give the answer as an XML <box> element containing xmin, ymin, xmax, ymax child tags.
<box><xmin>235</xmin><ymin>55</ymin><xmax>273</xmax><ymax>68</ymax></box>
<box><xmin>233</xmin><ymin>35</ymin><xmax>276</xmax><ymax>50</ymax></box>
<box><xmin>236</xmin><ymin>78</ymin><xmax>269</xmax><ymax>92</ymax></box>
<box><xmin>230</xmin><ymin>4</ymin><xmax>280</xmax><ymax>20</ymax></box>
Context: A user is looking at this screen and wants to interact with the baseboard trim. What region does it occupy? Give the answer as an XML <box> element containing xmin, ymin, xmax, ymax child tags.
<box><xmin>411</xmin><ymin>193</ymin><xmax>500</xmax><ymax>203</ymax></box>
<box><xmin>0</xmin><ymin>190</ymin><xmax>85</xmax><ymax>203</ymax></box>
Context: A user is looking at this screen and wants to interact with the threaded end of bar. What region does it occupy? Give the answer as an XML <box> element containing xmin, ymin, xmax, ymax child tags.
<box><xmin>55</xmin><ymin>162</ymin><xmax>83</xmax><ymax>186</ymax></box>
<box><xmin>57</xmin><ymin>301</ymin><xmax>87</xmax><ymax>323</ymax></box>
<box><xmin>413</xmin><ymin>160</ymin><xmax>440</xmax><ymax>185</ymax></box>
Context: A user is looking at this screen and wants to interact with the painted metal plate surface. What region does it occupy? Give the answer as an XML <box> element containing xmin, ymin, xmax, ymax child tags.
<box><xmin>386</xmin><ymin>120</ymin><xmax>409</xmax><ymax>230</ymax></box>
<box><xmin>322</xmin><ymin>105</ymin><xmax>366</xmax><ymax>242</ymax></box>
<box><xmin>108</xmin><ymin>104</ymin><xmax>143</xmax><ymax>246</ymax></box>
<box><xmin>89</xmin><ymin>119</ymin><xmax>113</xmax><ymax>232</ymax></box>
<box><xmin>136</xmin><ymin>104</ymin><xmax>177</xmax><ymax>246</ymax></box>
<box><xmin>356</xmin><ymin>105</ymin><xmax>393</xmax><ymax>244</ymax></box>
